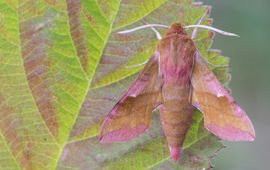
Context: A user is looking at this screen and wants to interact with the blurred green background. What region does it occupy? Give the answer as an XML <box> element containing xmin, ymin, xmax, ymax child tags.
<box><xmin>200</xmin><ymin>0</ymin><xmax>270</xmax><ymax>169</ymax></box>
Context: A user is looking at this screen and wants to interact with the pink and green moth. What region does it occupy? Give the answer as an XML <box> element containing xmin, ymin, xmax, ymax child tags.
<box><xmin>99</xmin><ymin>21</ymin><xmax>255</xmax><ymax>161</ymax></box>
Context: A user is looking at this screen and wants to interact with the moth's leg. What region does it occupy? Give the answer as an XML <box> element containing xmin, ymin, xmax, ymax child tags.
<box><xmin>153</xmin><ymin>103</ymin><xmax>163</xmax><ymax>113</ymax></box>
<box><xmin>125</xmin><ymin>59</ymin><xmax>150</xmax><ymax>68</ymax></box>
<box><xmin>190</xmin><ymin>13</ymin><xmax>232</xmax><ymax>69</ymax></box>
<box><xmin>141</xmin><ymin>19</ymin><xmax>163</xmax><ymax>40</ymax></box>
<box><xmin>191</xmin><ymin>12</ymin><xmax>207</xmax><ymax>39</ymax></box>
<box><xmin>145</xmin><ymin>22</ymin><xmax>162</xmax><ymax>76</ymax></box>
<box><xmin>150</xmin><ymin>26</ymin><xmax>162</xmax><ymax>40</ymax></box>
<box><xmin>125</xmin><ymin>23</ymin><xmax>163</xmax><ymax>69</ymax></box>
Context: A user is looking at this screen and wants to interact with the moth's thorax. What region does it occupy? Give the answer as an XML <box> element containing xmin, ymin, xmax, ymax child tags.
<box><xmin>158</xmin><ymin>24</ymin><xmax>196</xmax><ymax>85</ymax></box>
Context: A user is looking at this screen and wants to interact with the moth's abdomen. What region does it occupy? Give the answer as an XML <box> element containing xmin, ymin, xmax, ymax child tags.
<box><xmin>160</xmin><ymin>104</ymin><xmax>193</xmax><ymax>161</ymax></box>
<box><xmin>160</xmin><ymin>105</ymin><xmax>193</xmax><ymax>144</ymax></box>
<box><xmin>160</xmin><ymin>84</ymin><xmax>193</xmax><ymax>160</ymax></box>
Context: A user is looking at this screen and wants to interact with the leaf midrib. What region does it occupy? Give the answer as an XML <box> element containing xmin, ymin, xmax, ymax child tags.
<box><xmin>51</xmin><ymin>0</ymin><xmax>123</xmax><ymax>169</ymax></box>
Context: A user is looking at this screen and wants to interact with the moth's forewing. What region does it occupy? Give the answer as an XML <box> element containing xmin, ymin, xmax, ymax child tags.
<box><xmin>99</xmin><ymin>54</ymin><xmax>163</xmax><ymax>143</ymax></box>
<box><xmin>191</xmin><ymin>52</ymin><xmax>255</xmax><ymax>141</ymax></box>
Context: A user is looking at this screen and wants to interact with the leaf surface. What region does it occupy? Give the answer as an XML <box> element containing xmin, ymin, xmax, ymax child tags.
<box><xmin>0</xmin><ymin>0</ymin><xmax>229</xmax><ymax>169</ymax></box>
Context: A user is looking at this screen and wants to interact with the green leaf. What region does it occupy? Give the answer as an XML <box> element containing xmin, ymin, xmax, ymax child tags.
<box><xmin>0</xmin><ymin>0</ymin><xmax>228</xmax><ymax>169</ymax></box>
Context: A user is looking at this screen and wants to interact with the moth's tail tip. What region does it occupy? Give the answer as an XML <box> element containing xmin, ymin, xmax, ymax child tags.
<box><xmin>98</xmin><ymin>133</ymin><xmax>110</xmax><ymax>144</ymax></box>
<box><xmin>99</xmin><ymin>134</ymin><xmax>115</xmax><ymax>144</ymax></box>
<box><xmin>98</xmin><ymin>135</ymin><xmax>105</xmax><ymax>143</ymax></box>
<box><xmin>169</xmin><ymin>145</ymin><xmax>182</xmax><ymax>161</ymax></box>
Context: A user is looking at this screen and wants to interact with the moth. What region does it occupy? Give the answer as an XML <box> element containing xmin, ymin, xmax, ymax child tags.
<box><xmin>99</xmin><ymin>23</ymin><xmax>255</xmax><ymax>161</ymax></box>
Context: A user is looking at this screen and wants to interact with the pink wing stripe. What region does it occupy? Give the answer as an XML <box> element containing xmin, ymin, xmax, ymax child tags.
<box><xmin>206</xmin><ymin>124</ymin><xmax>254</xmax><ymax>141</ymax></box>
<box><xmin>106</xmin><ymin>54</ymin><xmax>159</xmax><ymax>118</ymax></box>
<box><xmin>100</xmin><ymin>124</ymin><xmax>148</xmax><ymax>143</ymax></box>
<box><xmin>193</xmin><ymin>53</ymin><xmax>255</xmax><ymax>141</ymax></box>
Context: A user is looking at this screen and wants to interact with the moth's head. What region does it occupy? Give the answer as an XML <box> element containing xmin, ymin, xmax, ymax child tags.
<box><xmin>166</xmin><ymin>23</ymin><xmax>186</xmax><ymax>36</ymax></box>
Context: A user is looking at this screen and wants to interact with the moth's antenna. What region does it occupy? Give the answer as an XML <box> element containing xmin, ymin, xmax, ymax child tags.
<box><xmin>185</xmin><ymin>25</ymin><xmax>240</xmax><ymax>37</ymax></box>
<box><xmin>117</xmin><ymin>24</ymin><xmax>169</xmax><ymax>34</ymax></box>
<box><xmin>123</xmin><ymin>22</ymin><xmax>164</xmax><ymax>69</ymax></box>
<box><xmin>150</xmin><ymin>26</ymin><xmax>162</xmax><ymax>40</ymax></box>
